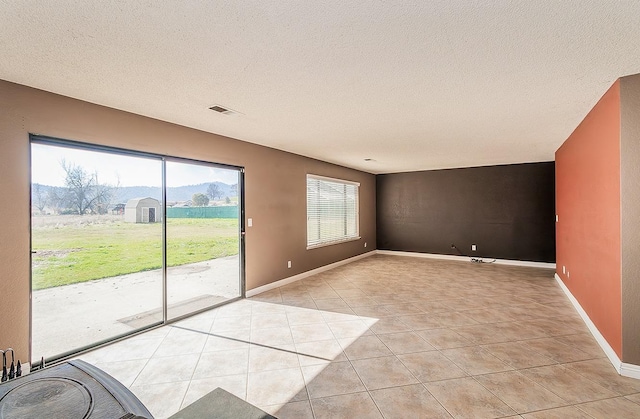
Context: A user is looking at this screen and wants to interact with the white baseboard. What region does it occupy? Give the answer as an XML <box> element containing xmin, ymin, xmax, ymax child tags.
<box><xmin>555</xmin><ymin>273</ymin><xmax>640</xmax><ymax>380</ymax></box>
<box><xmin>246</xmin><ymin>251</ymin><xmax>376</xmax><ymax>297</ymax></box>
<box><xmin>376</xmin><ymin>250</ymin><xmax>556</xmax><ymax>269</ymax></box>
<box><xmin>245</xmin><ymin>250</ymin><xmax>638</xmax><ymax>379</ymax></box>
<box><xmin>247</xmin><ymin>249</ymin><xmax>555</xmax><ymax>297</ymax></box>
<box><xmin>621</xmin><ymin>362</ymin><xmax>640</xmax><ymax>380</ymax></box>
<box><xmin>248</xmin><ymin>249</ymin><xmax>554</xmax><ymax>298</ymax></box>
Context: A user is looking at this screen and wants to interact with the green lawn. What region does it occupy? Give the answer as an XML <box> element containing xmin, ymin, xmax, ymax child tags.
<box><xmin>32</xmin><ymin>217</ymin><xmax>239</xmax><ymax>290</ymax></box>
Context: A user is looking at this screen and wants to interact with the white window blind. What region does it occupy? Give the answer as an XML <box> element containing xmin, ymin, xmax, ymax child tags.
<box><xmin>307</xmin><ymin>175</ymin><xmax>359</xmax><ymax>248</ymax></box>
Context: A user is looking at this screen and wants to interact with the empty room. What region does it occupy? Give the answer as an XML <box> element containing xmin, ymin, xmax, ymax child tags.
<box><xmin>1</xmin><ymin>1</ymin><xmax>640</xmax><ymax>418</ymax></box>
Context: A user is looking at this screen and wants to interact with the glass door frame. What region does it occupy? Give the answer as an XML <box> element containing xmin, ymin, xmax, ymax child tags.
<box><xmin>162</xmin><ymin>156</ymin><xmax>246</xmax><ymax>322</ymax></box>
<box><xmin>29</xmin><ymin>135</ymin><xmax>246</xmax><ymax>366</ymax></box>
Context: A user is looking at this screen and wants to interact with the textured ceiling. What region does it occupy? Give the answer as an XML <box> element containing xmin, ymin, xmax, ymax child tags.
<box><xmin>1</xmin><ymin>1</ymin><xmax>639</xmax><ymax>174</ymax></box>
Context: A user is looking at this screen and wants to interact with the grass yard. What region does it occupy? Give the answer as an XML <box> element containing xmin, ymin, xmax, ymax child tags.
<box><xmin>32</xmin><ymin>215</ymin><xmax>239</xmax><ymax>290</ymax></box>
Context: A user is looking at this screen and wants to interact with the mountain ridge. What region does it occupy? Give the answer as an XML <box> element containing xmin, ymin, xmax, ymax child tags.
<box><xmin>32</xmin><ymin>181</ymin><xmax>236</xmax><ymax>205</ymax></box>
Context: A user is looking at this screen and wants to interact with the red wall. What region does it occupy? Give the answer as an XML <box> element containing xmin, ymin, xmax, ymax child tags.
<box><xmin>556</xmin><ymin>81</ymin><xmax>621</xmax><ymax>356</ymax></box>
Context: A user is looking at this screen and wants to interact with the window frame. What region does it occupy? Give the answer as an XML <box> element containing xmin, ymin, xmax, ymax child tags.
<box><xmin>306</xmin><ymin>174</ymin><xmax>360</xmax><ymax>249</ymax></box>
<box><xmin>29</xmin><ymin>134</ymin><xmax>246</xmax><ymax>365</ymax></box>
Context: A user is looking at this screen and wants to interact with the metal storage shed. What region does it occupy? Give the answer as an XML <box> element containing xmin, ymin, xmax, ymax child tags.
<box><xmin>124</xmin><ymin>197</ymin><xmax>160</xmax><ymax>223</ymax></box>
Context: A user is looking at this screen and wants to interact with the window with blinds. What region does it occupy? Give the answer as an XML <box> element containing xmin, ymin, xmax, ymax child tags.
<box><xmin>307</xmin><ymin>174</ymin><xmax>359</xmax><ymax>248</ymax></box>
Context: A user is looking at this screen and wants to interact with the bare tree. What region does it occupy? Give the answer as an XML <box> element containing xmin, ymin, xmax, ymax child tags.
<box><xmin>92</xmin><ymin>182</ymin><xmax>114</xmax><ymax>215</ymax></box>
<box><xmin>60</xmin><ymin>159</ymin><xmax>114</xmax><ymax>215</ymax></box>
<box><xmin>207</xmin><ymin>183</ymin><xmax>221</xmax><ymax>200</ymax></box>
<box><xmin>47</xmin><ymin>187</ymin><xmax>63</xmax><ymax>214</ymax></box>
<box><xmin>32</xmin><ymin>183</ymin><xmax>48</xmax><ymax>214</ymax></box>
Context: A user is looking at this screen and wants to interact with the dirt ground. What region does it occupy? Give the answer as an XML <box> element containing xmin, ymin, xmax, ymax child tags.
<box><xmin>32</xmin><ymin>214</ymin><xmax>125</xmax><ymax>228</ymax></box>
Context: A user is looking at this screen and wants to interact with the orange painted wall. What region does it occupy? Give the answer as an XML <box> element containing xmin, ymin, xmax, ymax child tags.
<box><xmin>555</xmin><ymin>81</ymin><xmax>621</xmax><ymax>357</ymax></box>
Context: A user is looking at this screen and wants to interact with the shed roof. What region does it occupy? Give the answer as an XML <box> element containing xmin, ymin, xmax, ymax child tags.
<box><xmin>125</xmin><ymin>197</ymin><xmax>160</xmax><ymax>208</ymax></box>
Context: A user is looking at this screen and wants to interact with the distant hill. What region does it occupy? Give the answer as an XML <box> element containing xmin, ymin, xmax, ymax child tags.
<box><xmin>115</xmin><ymin>186</ymin><xmax>162</xmax><ymax>203</ymax></box>
<box><xmin>164</xmin><ymin>182</ymin><xmax>235</xmax><ymax>203</ymax></box>
<box><xmin>32</xmin><ymin>182</ymin><xmax>236</xmax><ymax>207</ymax></box>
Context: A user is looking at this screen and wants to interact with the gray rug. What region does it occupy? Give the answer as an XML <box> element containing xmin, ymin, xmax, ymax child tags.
<box><xmin>168</xmin><ymin>387</ymin><xmax>276</xmax><ymax>419</ymax></box>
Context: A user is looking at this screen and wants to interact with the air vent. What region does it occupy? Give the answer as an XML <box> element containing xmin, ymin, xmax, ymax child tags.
<box><xmin>209</xmin><ymin>105</ymin><xmax>231</xmax><ymax>114</ymax></box>
<box><xmin>208</xmin><ymin>105</ymin><xmax>244</xmax><ymax>116</ymax></box>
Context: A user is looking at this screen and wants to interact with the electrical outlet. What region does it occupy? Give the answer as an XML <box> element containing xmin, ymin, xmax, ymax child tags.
<box><xmin>287</xmin><ymin>261</ymin><xmax>291</xmax><ymax>268</ymax></box>
<box><xmin>567</xmin><ymin>271</ymin><xmax>570</xmax><ymax>278</ymax></box>
<box><xmin>562</xmin><ymin>265</ymin><xmax>566</xmax><ymax>274</ymax></box>
<box><xmin>364</xmin><ymin>242</ymin><xmax>367</xmax><ymax>248</ymax></box>
<box><xmin>555</xmin><ymin>215</ymin><xmax>559</xmax><ymax>222</ymax></box>
<box><xmin>247</xmin><ymin>218</ymin><xmax>253</xmax><ymax>227</ymax></box>
<box><xmin>471</xmin><ymin>244</ymin><xmax>477</xmax><ymax>251</ymax></box>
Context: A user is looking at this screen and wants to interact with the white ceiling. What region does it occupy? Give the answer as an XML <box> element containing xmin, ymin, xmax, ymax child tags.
<box><xmin>1</xmin><ymin>1</ymin><xmax>639</xmax><ymax>174</ymax></box>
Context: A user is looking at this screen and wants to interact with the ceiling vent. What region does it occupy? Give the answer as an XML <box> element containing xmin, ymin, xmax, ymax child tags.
<box><xmin>209</xmin><ymin>105</ymin><xmax>234</xmax><ymax>115</ymax></box>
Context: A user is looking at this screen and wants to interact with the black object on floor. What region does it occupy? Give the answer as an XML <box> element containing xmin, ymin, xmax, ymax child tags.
<box><xmin>0</xmin><ymin>359</ymin><xmax>153</xmax><ymax>419</ymax></box>
<box><xmin>168</xmin><ymin>387</ymin><xmax>276</xmax><ymax>419</ymax></box>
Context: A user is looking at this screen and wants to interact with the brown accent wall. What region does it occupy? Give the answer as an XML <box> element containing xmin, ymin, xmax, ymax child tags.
<box><xmin>555</xmin><ymin>81</ymin><xmax>622</xmax><ymax>357</ymax></box>
<box><xmin>376</xmin><ymin>163</ymin><xmax>555</xmax><ymax>262</ymax></box>
<box><xmin>620</xmin><ymin>74</ymin><xmax>640</xmax><ymax>365</ymax></box>
<box><xmin>0</xmin><ymin>80</ymin><xmax>376</xmax><ymax>362</ymax></box>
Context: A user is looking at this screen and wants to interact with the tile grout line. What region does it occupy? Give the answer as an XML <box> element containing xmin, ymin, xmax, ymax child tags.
<box><xmin>94</xmin><ymin>255</ymin><xmax>640</xmax><ymax>418</ymax></box>
<box><xmin>127</xmin><ymin>325</ymin><xmax>171</xmax><ymax>390</ymax></box>
<box><xmin>177</xmin><ymin>311</ymin><xmax>219</xmax><ymax>411</ymax></box>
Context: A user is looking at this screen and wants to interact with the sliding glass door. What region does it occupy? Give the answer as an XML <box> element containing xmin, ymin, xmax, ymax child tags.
<box><xmin>165</xmin><ymin>160</ymin><xmax>241</xmax><ymax>320</ymax></box>
<box><xmin>30</xmin><ymin>137</ymin><xmax>243</xmax><ymax>364</ymax></box>
<box><xmin>30</xmin><ymin>141</ymin><xmax>164</xmax><ymax>361</ymax></box>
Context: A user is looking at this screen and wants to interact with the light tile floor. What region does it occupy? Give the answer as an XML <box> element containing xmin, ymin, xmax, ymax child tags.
<box><xmin>79</xmin><ymin>255</ymin><xmax>640</xmax><ymax>418</ymax></box>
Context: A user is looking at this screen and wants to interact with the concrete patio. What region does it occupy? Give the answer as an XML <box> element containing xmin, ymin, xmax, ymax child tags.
<box><xmin>32</xmin><ymin>255</ymin><xmax>240</xmax><ymax>361</ymax></box>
